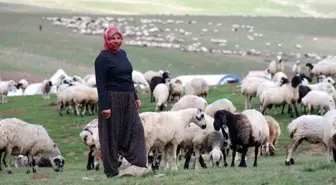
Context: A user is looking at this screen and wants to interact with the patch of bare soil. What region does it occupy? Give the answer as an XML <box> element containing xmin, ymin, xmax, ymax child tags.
<box><xmin>42</xmin><ymin>102</ymin><xmax>58</xmax><ymax>107</ymax></box>
<box><xmin>0</xmin><ymin>71</ymin><xmax>46</xmax><ymax>83</ymax></box>
<box><xmin>30</xmin><ymin>174</ymin><xmax>51</xmax><ymax>180</ymax></box>
<box><xmin>0</xmin><ymin>109</ymin><xmax>25</xmax><ymax>115</ymax></box>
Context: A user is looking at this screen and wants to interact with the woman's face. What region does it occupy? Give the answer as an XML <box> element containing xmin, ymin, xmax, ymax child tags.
<box><xmin>107</xmin><ymin>33</ymin><xmax>122</xmax><ymax>49</ymax></box>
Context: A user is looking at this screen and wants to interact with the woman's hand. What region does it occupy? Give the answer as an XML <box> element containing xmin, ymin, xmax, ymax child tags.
<box><xmin>102</xmin><ymin>109</ymin><xmax>111</xmax><ymax>118</ymax></box>
<box><xmin>135</xmin><ymin>100</ymin><xmax>141</xmax><ymax>110</ymax></box>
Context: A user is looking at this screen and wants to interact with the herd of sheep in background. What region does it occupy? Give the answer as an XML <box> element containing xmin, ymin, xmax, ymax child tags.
<box><xmin>1</xmin><ymin>54</ymin><xmax>336</xmax><ymax>174</ymax></box>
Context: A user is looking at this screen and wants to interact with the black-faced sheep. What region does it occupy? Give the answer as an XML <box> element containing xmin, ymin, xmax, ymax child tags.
<box><xmin>213</xmin><ymin>109</ymin><xmax>269</xmax><ymax>167</ymax></box>
<box><xmin>149</xmin><ymin>72</ymin><xmax>170</xmax><ymax>102</ymax></box>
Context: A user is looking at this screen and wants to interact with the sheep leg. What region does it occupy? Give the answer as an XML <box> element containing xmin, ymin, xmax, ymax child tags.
<box><xmin>0</xmin><ymin>150</ymin><xmax>2</xmax><ymax>171</ymax></box>
<box><xmin>293</xmin><ymin>103</ymin><xmax>300</xmax><ymax>117</ymax></box>
<box><xmin>183</xmin><ymin>149</ymin><xmax>193</xmax><ymax>169</ymax></box>
<box><xmin>171</xmin><ymin>144</ymin><xmax>179</xmax><ymax>171</ymax></box>
<box><xmin>244</xmin><ymin>96</ymin><xmax>248</xmax><ymax>110</ymax></box>
<box><xmin>285</xmin><ymin>138</ymin><xmax>303</xmax><ymax>165</ymax></box>
<box><xmin>248</xmin><ymin>95</ymin><xmax>252</xmax><ymax>109</ymax></box>
<box><xmin>198</xmin><ymin>154</ymin><xmax>207</xmax><ymax>169</ymax></box>
<box><xmin>221</xmin><ymin>149</ymin><xmax>228</xmax><ymax>167</ymax></box>
<box><xmin>4</xmin><ymin>148</ymin><xmax>12</xmax><ymax>174</ymax></box>
<box><xmin>332</xmin><ymin>149</ymin><xmax>336</xmax><ymax>162</ymax></box>
<box><xmin>230</xmin><ymin>148</ymin><xmax>236</xmax><ymax>167</ymax></box>
<box><xmin>87</xmin><ymin>150</ymin><xmax>94</xmax><ymax>170</ymax></box>
<box><xmin>238</xmin><ymin>147</ymin><xmax>248</xmax><ymax>168</ymax></box>
<box><xmin>81</xmin><ymin>103</ymin><xmax>87</xmax><ymax>116</ymax></box>
<box><xmin>253</xmin><ymin>145</ymin><xmax>260</xmax><ymax>167</ymax></box>
<box><xmin>58</xmin><ymin>103</ymin><xmax>64</xmax><ymax>116</ymax></box>
<box><xmin>281</xmin><ymin>104</ymin><xmax>286</xmax><ymax>115</ymax></box>
<box><xmin>31</xmin><ymin>158</ymin><xmax>37</xmax><ymax>173</ymax></box>
<box><xmin>193</xmin><ymin>148</ymin><xmax>201</xmax><ymax>170</ymax></box>
<box><xmin>94</xmin><ymin>152</ymin><xmax>100</xmax><ymax>171</ymax></box>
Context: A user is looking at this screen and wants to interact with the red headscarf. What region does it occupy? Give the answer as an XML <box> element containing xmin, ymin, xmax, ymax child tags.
<box><xmin>104</xmin><ymin>27</ymin><xmax>123</xmax><ymax>53</ymax></box>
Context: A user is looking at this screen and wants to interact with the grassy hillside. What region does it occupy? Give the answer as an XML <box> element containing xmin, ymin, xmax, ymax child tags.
<box><xmin>0</xmin><ymin>85</ymin><xmax>335</xmax><ymax>185</ymax></box>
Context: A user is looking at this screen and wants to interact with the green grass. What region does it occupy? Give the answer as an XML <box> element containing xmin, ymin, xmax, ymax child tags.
<box><xmin>0</xmin><ymin>85</ymin><xmax>335</xmax><ymax>185</ymax></box>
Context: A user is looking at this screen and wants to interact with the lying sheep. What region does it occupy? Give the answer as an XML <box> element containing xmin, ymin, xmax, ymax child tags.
<box><xmin>171</xmin><ymin>95</ymin><xmax>207</xmax><ymax>111</ymax></box>
<box><xmin>205</xmin><ymin>98</ymin><xmax>236</xmax><ymax>117</ymax></box>
<box><xmin>184</xmin><ymin>77</ymin><xmax>209</xmax><ymax>98</ymax></box>
<box><xmin>153</xmin><ymin>83</ymin><xmax>169</xmax><ymax>111</ymax></box>
<box><xmin>0</xmin><ymin>80</ymin><xmax>16</xmax><ymax>104</ymax></box>
<box><xmin>261</xmin><ymin>115</ymin><xmax>281</xmax><ymax>156</ymax></box>
<box><xmin>213</xmin><ymin>109</ymin><xmax>270</xmax><ymax>167</ymax></box>
<box><xmin>301</xmin><ymin>90</ymin><xmax>335</xmax><ymax>115</ymax></box>
<box><xmin>0</xmin><ymin>118</ymin><xmax>65</xmax><ymax>174</ymax></box>
<box><xmin>139</xmin><ymin>108</ymin><xmax>207</xmax><ymax>170</ymax></box>
<box><xmin>285</xmin><ymin>115</ymin><xmax>324</xmax><ymax>165</ymax></box>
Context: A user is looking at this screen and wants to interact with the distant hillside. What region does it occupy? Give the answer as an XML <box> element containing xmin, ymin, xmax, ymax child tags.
<box><xmin>1</xmin><ymin>0</ymin><xmax>336</xmax><ymax>17</ymax></box>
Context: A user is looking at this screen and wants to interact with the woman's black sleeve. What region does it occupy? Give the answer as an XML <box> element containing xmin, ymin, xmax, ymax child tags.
<box><xmin>94</xmin><ymin>54</ymin><xmax>110</xmax><ymax>110</ymax></box>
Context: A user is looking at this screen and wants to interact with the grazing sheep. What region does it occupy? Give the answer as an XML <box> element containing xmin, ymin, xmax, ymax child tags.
<box><xmin>205</xmin><ymin>98</ymin><xmax>236</xmax><ymax>117</ymax></box>
<box><xmin>171</xmin><ymin>95</ymin><xmax>207</xmax><ymax>111</ymax></box>
<box><xmin>0</xmin><ymin>118</ymin><xmax>65</xmax><ymax>174</ymax></box>
<box><xmin>0</xmin><ymin>80</ymin><xmax>17</xmax><ymax>104</ymax></box>
<box><xmin>167</xmin><ymin>80</ymin><xmax>183</xmax><ymax>103</ymax></box>
<box><xmin>322</xmin><ymin>110</ymin><xmax>336</xmax><ymax>162</ymax></box>
<box><xmin>260</xmin><ymin>76</ymin><xmax>302</xmax><ymax>118</ymax></box>
<box><xmin>149</xmin><ymin>72</ymin><xmax>170</xmax><ymax>102</ymax></box>
<box><xmin>261</xmin><ymin>115</ymin><xmax>281</xmax><ymax>156</ymax></box>
<box><xmin>213</xmin><ymin>109</ymin><xmax>270</xmax><ymax>167</ymax></box>
<box><xmin>139</xmin><ymin>108</ymin><xmax>207</xmax><ymax>170</ymax></box>
<box><xmin>41</xmin><ymin>79</ymin><xmax>53</xmax><ymax>100</ymax></box>
<box><xmin>153</xmin><ymin>83</ymin><xmax>169</xmax><ymax>111</ymax></box>
<box><xmin>17</xmin><ymin>79</ymin><xmax>29</xmax><ymax>96</ymax></box>
<box><xmin>292</xmin><ymin>60</ymin><xmax>301</xmax><ymax>75</ymax></box>
<box><xmin>209</xmin><ymin>147</ymin><xmax>224</xmax><ymax>168</ymax></box>
<box><xmin>184</xmin><ymin>78</ymin><xmax>209</xmax><ymax>98</ymax></box>
<box><xmin>285</xmin><ymin>115</ymin><xmax>324</xmax><ymax>165</ymax></box>
<box><xmin>301</xmin><ymin>90</ymin><xmax>335</xmax><ymax>115</ymax></box>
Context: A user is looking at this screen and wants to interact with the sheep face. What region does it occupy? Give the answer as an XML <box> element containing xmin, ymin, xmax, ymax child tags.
<box><xmin>50</xmin><ymin>155</ymin><xmax>65</xmax><ymax>172</ymax></box>
<box><xmin>291</xmin><ymin>76</ymin><xmax>302</xmax><ymax>88</ymax></box>
<box><xmin>193</xmin><ymin>109</ymin><xmax>207</xmax><ymax>129</ymax></box>
<box><xmin>280</xmin><ymin>77</ymin><xmax>289</xmax><ymax>86</ymax></box>
<box><xmin>213</xmin><ymin>110</ymin><xmax>230</xmax><ymax>140</ymax></box>
<box><xmin>80</xmin><ymin>130</ymin><xmax>96</xmax><ymax>147</ymax></box>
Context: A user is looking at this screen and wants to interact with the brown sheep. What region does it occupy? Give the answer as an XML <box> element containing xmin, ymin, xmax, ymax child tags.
<box><xmin>261</xmin><ymin>115</ymin><xmax>281</xmax><ymax>156</ymax></box>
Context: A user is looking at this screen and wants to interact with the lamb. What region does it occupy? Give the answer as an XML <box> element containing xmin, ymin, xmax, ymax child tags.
<box><xmin>301</xmin><ymin>90</ymin><xmax>335</xmax><ymax>115</ymax></box>
<box><xmin>240</xmin><ymin>76</ymin><xmax>271</xmax><ymax>109</ymax></box>
<box><xmin>259</xmin><ymin>76</ymin><xmax>302</xmax><ymax>118</ymax></box>
<box><xmin>213</xmin><ymin>109</ymin><xmax>270</xmax><ymax>167</ymax></box>
<box><xmin>17</xmin><ymin>79</ymin><xmax>29</xmax><ymax>96</ymax></box>
<box><xmin>167</xmin><ymin>80</ymin><xmax>183</xmax><ymax>103</ymax></box>
<box><xmin>261</xmin><ymin>115</ymin><xmax>281</xmax><ymax>156</ymax></box>
<box><xmin>292</xmin><ymin>60</ymin><xmax>301</xmax><ymax>75</ymax></box>
<box><xmin>184</xmin><ymin>77</ymin><xmax>209</xmax><ymax>98</ymax></box>
<box><xmin>209</xmin><ymin>147</ymin><xmax>224</xmax><ymax>168</ymax></box>
<box><xmin>205</xmin><ymin>98</ymin><xmax>236</xmax><ymax>117</ymax></box>
<box><xmin>153</xmin><ymin>83</ymin><xmax>169</xmax><ymax>111</ymax></box>
<box><xmin>139</xmin><ymin>108</ymin><xmax>207</xmax><ymax>170</ymax></box>
<box><xmin>171</xmin><ymin>95</ymin><xmax>207</xmax><ymax>111</ymax></box>
<box><xmin>0</xmin><ymin>80</ymin><xmax>17</xmax><ymax>104</ymax></box>
<box><xmin>149</xmin><ymin>71</ymin><xmax>170</xmax><ymax>102</ymax></box>
<box><xmin>41</xmin><ymin>79</ymin><xmax>53</xmax><ymax>100</ymax></box>
<box><xmin>268</xmin><ymin>56</ymin><xmax>284</xmax><ymax>75</ymax></box>
<box><xmin>285</xmin><ymin>115</ymin><xmax>324</xmax><ymax>165</ymax></box>
<box><xmin>0</xmin><ymin>118</ymin><xmax>65</xmax><ymax>174</ymax></box>
<box><xmin>322</xmin><ymin>110</ymin><xmax>336</xmax><ymax>162</ymax></box>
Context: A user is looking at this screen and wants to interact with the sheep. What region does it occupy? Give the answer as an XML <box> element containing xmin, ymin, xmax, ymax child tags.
<box><xmin>260</xmin><ymin>76</ymin><xmax>302</xmax><ymax>118</ymax></box>
<box><xmin>205</xmin><ymin>98</ymin><xmax>236</xmax><ymax>117</ymax></box>
<box><xmin>149</xmin><ymin>71</ymin><xmax>170</xmax><ymax>102</ymax></box>
<box><xmin>292</xmin><ymin>60</ymin><xmax>301</xmax><ymax>75</ymax></box>
<box><xmin>241</xmin><ymin>69</ymin><xmax>271</xmax><ymax>82</ymax></box>
<box><xmin>256</xmin><ymin>77</ymin><xmax>288</xmax><ymax>99</ymax></box>
<box><xmin>298</xmin><ymin>73</ymin><xmax>312</xmax><ymax>86</ymax></box>
<box><xmin>0</xmin><ymin>118</ymin><xmax>65</xmax><ymax>174</ymax></box>
<box><xmin>298</xmin><ymin>85</ymin><xmax>311</xmax><ymax>113</ymax></box>
<box><xmin>272</xmin><ymin>71</ymin><xmax>288</xmax><ymax>83</ymax></box>
<box><xmin>132</xmin><ymin>71</ymin><xmax>150</xmax><ymax>93</ymax></box>
<box><xmin>268</xmin><ymin>56</ymin><xmax>284</xmax><ymax>75</ymax></box>
<box><xmin>0</xmin><ymin>80</ymin><xmax>16</xmax><ymax>104</ymax></box>
<box><xmin>83</xmin><ymin>74</ymin><xmax>96</xmax><ymax>87</ymax></box>
<box><xmin>307</xmin><ymin>82</ymin><xmax>336</xmax><ymax>95</ymax></box>
<box><xmin>240</xmin><ymin>76</ymin><xmax>271</xmax><ymax>109</ymax></box>
<box><xmin>17</xmin><ymin>79</ymin><xmax>29</xmax><ymax>96</ymax></box>
<box><xmin>209</xmin><ymin>147</ymin><xmax>224</xmax><ymax>168</ymax></box>
<box><xmin>261</xmin><ymin>115</ymin><xmax>281</xmax><ymax>156</ymax></box>
<box><xmin>285</xmin><ymin>115</ymin><xmax>324</xmax><ymax>165</ymax></box>
<box><xmin>72</xmin><ymin>86</ymin><xmax>98</xmax><ymax>116</ymax></box>
<box><xmin>167</xmin><ymin>80</ymin><xmax>183</xmax><ymax>103</ymax></box>
<box><xmin>184</xmin><ymin>78</ymin><xmax>209</xmax><ymax>98</ymax></box>
<box><xmin>213</xmin><ymin>109</ymin><xmax>270</xmax><ymax>167</ymax></box>
<box><xmin>319</xmin><ymin>75</ymin><xmax>335</xmax><ymax>85</ymax></box>
<box><xmin>144</xmin><ymin>70</ymin><xmax>164</xmax><ymax>83</ymax></box>
<box><xmin>301</xmin><ymin>90</ymin><xmax>335</xmax><ymax>115</ymax></box>
<box><xmin>12</xmin><ymin>155</ymin><xmax>53</xmax><ymax>168</ymax></box>
<box><xmin>41</xmin><ymin>79</ymin><xmax>53</xmax><ymax>100</ymax></box>
<box><xmin>322</xmin><ymin>110</ymin><xmax>336</xmax><ymax>162</ymax></box>
<box><xmin>139</xmin><ymin>108</ymin><xmax>207</xmax><ymax>170</ymax></box>
<box><xmin>171</xmin><ymin>95</ymin><xmax>207</xmax><ymax>111</ymax></box>
<box><xmin>311</xmin><ymin>59</ymin><xmax>336</xmax><ymax>77</ymax></box>
<box><xmin>153</xmin><ymin>83</ymin><xmax>169</xmax><ymax>111</ymax></box>
<box><xmin>305</xmin><ymin>63</ymin><xmax>314</xmax><ymax>79</ymax></box>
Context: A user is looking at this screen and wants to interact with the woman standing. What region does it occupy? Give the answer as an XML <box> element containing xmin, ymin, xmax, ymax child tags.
<box><xmin>94</xmin><ymin>27</ymin><xmax>147</xmax><ymax>178</ymax></box>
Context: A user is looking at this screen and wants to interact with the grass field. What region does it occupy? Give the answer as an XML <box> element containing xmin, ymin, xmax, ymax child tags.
<box><xmin>0</xmin><ymin>85</ymin><xmax>336</xmax><ymax>185</ymax></box>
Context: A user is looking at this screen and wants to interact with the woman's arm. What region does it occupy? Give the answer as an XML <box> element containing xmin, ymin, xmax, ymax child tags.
<box><xmin>94</xmin><ymin>54</ymin><xmax>110</xmax><ymax>110</ymax></box>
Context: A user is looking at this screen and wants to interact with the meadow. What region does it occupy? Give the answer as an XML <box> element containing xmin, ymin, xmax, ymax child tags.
<box><xmin>0</xmin><ymin>2</ymin><xmax>336</xmax><ymax>185</ymax></box>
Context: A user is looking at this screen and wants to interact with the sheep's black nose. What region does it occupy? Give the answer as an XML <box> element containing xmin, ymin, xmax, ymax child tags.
<box><xmin>201</xmin><ymin>125</ymin><xmax>206</xmax><ymax>129</ymax></box>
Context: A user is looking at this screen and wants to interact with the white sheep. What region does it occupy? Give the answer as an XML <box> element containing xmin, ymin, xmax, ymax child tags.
<box><xmin>167</xmin><ymin>80</ymin><xmax>183</xmax><ymax>103</ymax></box>
<box><xmin>285</xmin><ymin>115</ymin><xmax>324</xmax><ymax>165</ymax></box>
<box><xmin>272</xmin><ymin>71</ymin><xmax>288</xmax><ymax>83</ymax></box>
<box><xmin>292</xmin><ymin>60</ymin><xmax>301</xmax><ymax>75</ymax></box>
<box><xmin>184</xmin><ymin>77</ymin><xmax>209</xmax><ymax>98</ymax></box>
<box><xmin>0</xmin><ymin>118</ymin><xmax>65</xmax><ymax>174</ymax></box>
<box><xmin>41</xmin><ymin>79</ymin><xmax>53</xmax><ymax>100</ymax></box>
<box><xmin>72</xmin><ymin>85</ymin><xmax>98</xmax><ymax>116</ymax></box>
<box><xmin>171</xmin><ymin>95</ymin><xmax>207</xmax><ymax>111</ymax></box>
<box><xmin>132</xmin><ymin>71</ymin><xmax>150</xmax><ymax>93</ymax></box>
<box><xmin>17</xmin><ymin>79</ymin><xmax>29</xmax><ymax>96</ymax></box>
<box><xmin>144</xmin><ymin>70</ymin><xmax>164</xmax><ymax>83</ymax></box>
<box><xmin>318</xmin><ymin>75</ymin><xmax>335</xmax><ymax>85</ymax></box>
<box><xmin>301</xmin><ymin>90</ymin><xmax>335</xmax><ymax>115</ymax></box>
<box><xmin>268</xmin><ymin>56</ymin><xmax>284</xmax><ymax>75</ymax></box>
<box><xmin>0</xmin><ymin>80</ymin><xmax>16</xmax><ymax>104</ymax></box>
<box><xmin>322</xmin><ymin>110</ymin><xmax>336</xmax><ymax>162</ymax></box>
<box><xmin>311</xmin><ymin>58</ymin><xmax>336</xmax><ymax>77</ymax></box>
<box><xmin>153</xmin><ymin>83</ymin><xmax>169</xmax><ymax>111</ymax></box>
<box><xmin>139</xmin><ymin>108</ymin><xmax>207</xmax><ymax>170</ymax></box>
<box><xmin>240</xmin><ymin>76</ymin><xmax>271</xmax><ymax>109</ymax></box>
<box><xmin>205</xmin><ymin>98</ymin><xmax>236</xmax><ymax>117</ymax></box>
<box><xmin>241</xmin><ymin>70</ymin><xmax>271</xmax><ymax>82</ymax></box>
<box><xmin>308</xmin><ymin>82</ymin><xmax>336</xmax><ymax>96</ymax></box>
